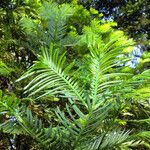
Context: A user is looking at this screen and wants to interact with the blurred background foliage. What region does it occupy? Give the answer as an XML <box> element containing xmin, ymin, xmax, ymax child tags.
<box><xmin>0</xmin><ymin>0</ymin><xmax>150</xmax><ymax>149</ymax></box>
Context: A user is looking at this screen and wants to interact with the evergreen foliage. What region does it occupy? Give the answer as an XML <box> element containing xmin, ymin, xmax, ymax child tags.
<box><xmin>0</xmin><ymin>0</ymin><xmax>150</xmax><ymax>149</ymax></box>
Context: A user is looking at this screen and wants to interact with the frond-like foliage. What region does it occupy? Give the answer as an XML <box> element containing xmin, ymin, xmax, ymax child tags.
<box><xmin>16</xmin><ymin>10</ymin><xmax>150</xmax><ymax>150</ymax></box>
<box><xmin>75</xmin><ymin>20</ymin><xmax>135</xmax><ymax>108</ymax></box>
<box><xmin>17</xmin><ymin>44</ymin><xmax>86</xmax><ymax>105</ymax></box>
<box><xmin>1</xmin><ymin>1</ymin><xmax>150</xmax><ymax>149</ymax></box>
<box><xmin>55</xmin><ymin>99</ymin><xmax>130</xmax><ymax>150</ymax></box>
<box><xmin>86</xmin><ymin>130</ymin><xmax>130</xmax><ymax>150</ymax></box>
<box><xmin>39</xmin><ymin>2</ymin><xmax>74</xmax><ymax>42</ymax></box>
<box><xmin>16</xmin><ymin>18</ymin><xmax>150</xmax><ymax>149</ymax></box>
<box><xmin>20</xmin><ymin>1</ymin><xmax>74</xmax><ymax>48</ymax></box>
<box><xmin>0</xmin><ymin>90</ymin><xmax>59</xmax><ymax>149</ymax></box>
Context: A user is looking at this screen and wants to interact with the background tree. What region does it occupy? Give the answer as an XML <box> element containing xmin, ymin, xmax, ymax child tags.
<box><xmin>80</xmin><ymin>0</ymin><xmax>150</xmax><ymax>70</ymax></box>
